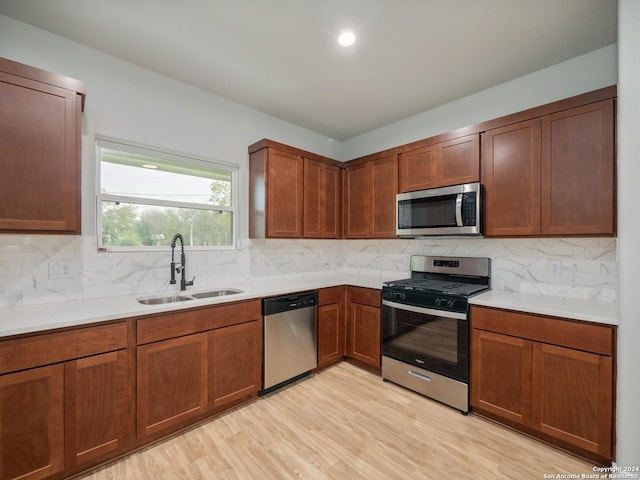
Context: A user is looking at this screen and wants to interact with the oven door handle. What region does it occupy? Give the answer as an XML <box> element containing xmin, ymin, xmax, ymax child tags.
<box><xmin>382</xmin><ymin>300</ymin><xmax>467</xmax><ymax>320</ymax></box>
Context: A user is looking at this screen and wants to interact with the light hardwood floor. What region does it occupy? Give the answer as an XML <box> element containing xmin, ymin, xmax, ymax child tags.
<box><xmin>79</xmin><ymin>362</ymin><xmax>595</xmax><ymax>479</ymax></box>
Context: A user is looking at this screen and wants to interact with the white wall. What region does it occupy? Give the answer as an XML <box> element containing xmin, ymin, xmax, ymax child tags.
<box><xmin>341</xmin><ymin>45</ymin><xmax>617</xmax><ymax>160</ymax></box>
<box><xmin>615</xmin><ymin>0</ymin><xmax>640</xmax><ymax>469</ymax></box>
<box><xmin>0</xmin><ymin>14</ymin><xmax>341</xmax><ymax>240</ymax></box>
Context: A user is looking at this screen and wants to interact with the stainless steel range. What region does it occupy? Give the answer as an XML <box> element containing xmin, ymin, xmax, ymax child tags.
<box><xmin>381</xmin><ymin>255</ymin><xmax>491</xmax><ymax>413</ymax></box>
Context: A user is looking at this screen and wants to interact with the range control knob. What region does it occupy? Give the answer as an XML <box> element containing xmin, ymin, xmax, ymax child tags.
<box><xmin>447</xmin><ymin>299</ymin><xmax>455</xmax><ymax>308</ymax></box>
<box><xmin>395</xmin><ymin>291</ymin><xmax>406</xmax><ymax>300</ymax></box>
<box><xmin>435</xmin><ymin>298</ymin><xmax>442</xmax><ymax>306</ymax></box>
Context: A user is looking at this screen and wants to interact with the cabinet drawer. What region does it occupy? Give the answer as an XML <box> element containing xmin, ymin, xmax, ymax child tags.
<box><xmin>471</xmin><ymin>306</ymin><xmax>614</xmax><ymax>356</ymax></box>
<box><xmin>0</xmin><ymin>322</ymin><xmax>128</xmax><ymax>375</ymax></box>
<box><xmin>347</xmin><ymin>286</ymin><xmax>380</xmax><ymax>307</ymax></box>
<box><xmin>137</xmin><ymin>300</ymin><xmax>262</xmax><ymax>345</ymax></box>
<box><xmin>319</xmin><ymin>286</ymin><xmax>344</xmax><ymax>305</ymax></box>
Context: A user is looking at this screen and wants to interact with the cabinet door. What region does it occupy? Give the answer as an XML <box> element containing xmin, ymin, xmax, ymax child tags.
<box><xmin>266</xmin><ymin>149</ymin><xmax>303</xmax><ymax>237</ymax></box>
<box><xmin>65</xmin><ymin>350</ymin><xmax>133</xmax><ymax>467</ymax></box>
<box><xmin>482</xmin><ymin>119</ymin><xmax>542</xmax><ymax>236</ymax></box>
<box><xmin>437</xmin><ymin>134</ymin><xmax>480</xmax><ymax>187</ymax></box>
<box><xmin>371</xmin><ymin>154</ymin><xmax>398</xmax><ymax>238</ymax></box>
<box><xmin>471</xmin><ymin>330</ymin><xmax>533</xmax><ymax>426</ymax></box>
<box><xmin>137</xmin><ymin>334</ymin><xmax>207</xmax><ymax>438</ymax></box>
<box><xmin>0</xmin><ymin>365</ymin><xmax>64</xmax><ymax>480</ymax></box>
<box><xmin>303</xmin><ymin>159</ymin><xmax>341</xmax><ymax>238</ymax></box>
<box><xmin>347</xmin><ymin>302</ymin><xmax>381</xmax><ymax>368</ymax></box>
<box><xmin>399</xmin><ymin>144</ymin><xmax>437</xmax><ymax>192</ymax></box>
<box><xmin>541</xmin><ymin>100</ymin><xmax>615</xmax><ymax>235</ymax></box>
<box><xmin>532</xmin><ymin>343</ymin><xmax>613</xmax><ymax>458</ymax></box>
<box><xmin>0</xmin><ymin>71</ymin><xmax>80</xmax><ymax>234</ymax></box>
<box><xmin>343</xmin><ymin>162</ymin><xmax>372</xmax><ymax>238</ymax></box>
<box><xmin>318</xmin><ymin>302</ymin><xmax>345</xmax><ymax>367</ymax></box>
<box><xmin>208</xmin><ymin>321</ymin><xmax>262</xmax><ymax>410</ymax></box>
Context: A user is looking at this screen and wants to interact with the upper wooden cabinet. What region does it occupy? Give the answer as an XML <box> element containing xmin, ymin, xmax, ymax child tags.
<box><xmin>249</xmin><ymin>144</ymin><xmax>304</xmax><ymax>238</ymax></box>
<box><xmin>344</xmin><ymin>154</ymin><xmax>398</xmax><ymax>239</ymax></box>
<box><xmin>249</xmin><ymin>140</ymin><xmax>341</xmax><ymax>239</ymax></box>
<box><xmin>0</xmin><ymin>57</ymin><xmax>85</xmax><ymax>234</ymax></box>
<box><xmin>303</xmin><ymin>158</ymin><xmax>342</xmax><ymax>238</ymax></box>
<box><xmin>540</xmin><ymin>100</ymin><xmax>615</xmax><ymax>235</ymax></box>
<box><xmin>483</xmin><ymin>98</ymin><xmax>615</xmax><ymax>237</ymax></box>
<box><xmin>249</xmin><ymin>87</ymin><xmax>616</xmax><ymax>240</ymax></box>
<box><xmin>483</xmin><ymin>119</ymin><xmax>542</xmax><ymax>236</ymax></box>
<box><xmin>399</xmin><ymin>134</ymin><xmax>480</xmax><ymax>192</ymax></box>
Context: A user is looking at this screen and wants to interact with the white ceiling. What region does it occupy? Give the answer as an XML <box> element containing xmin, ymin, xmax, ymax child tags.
<box><xmin>0</xmin><ymin>0</ymin><xmax>617</xmax><ymax>141</ymax></box>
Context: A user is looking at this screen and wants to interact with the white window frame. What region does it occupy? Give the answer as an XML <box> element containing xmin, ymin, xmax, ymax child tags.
<box><xmin>96</xmin><ymin>136</ymin><xmax>238</xmax><ymax>251</ymax></box>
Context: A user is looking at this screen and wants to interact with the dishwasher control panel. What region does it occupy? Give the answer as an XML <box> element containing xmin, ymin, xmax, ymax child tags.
<box><xmin>262</xmin><ymin>290</ymin><xmax>318</xmax><ymax>316</ymax></box>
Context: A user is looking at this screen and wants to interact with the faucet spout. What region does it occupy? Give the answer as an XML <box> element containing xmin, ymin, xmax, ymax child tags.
<box><xmin>169</xmin><ymin>233</ymin><xmax>194</xmax><ymax>291</ymax></box>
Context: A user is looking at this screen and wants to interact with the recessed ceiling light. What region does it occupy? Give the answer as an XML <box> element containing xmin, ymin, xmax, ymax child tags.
<box><xmin>338</xmin><ymin>31</ymin><xmax>356</xmax><ymax>47</ymax></box>
<box><xmin>142</xmin><ymin>164</ymin><xmax>158</xmax><ymax>169</ymax></box>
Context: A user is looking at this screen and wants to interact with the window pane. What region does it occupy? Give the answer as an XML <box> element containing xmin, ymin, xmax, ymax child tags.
<box><xmin>101</xmin><ymin>201</ymin><xmax>233</xmax><ymax>247</ymax></box>
<box><xmin>101</xmin><ymin>148</ymin><xmax>232</xmax><ymax>206</ymax></box>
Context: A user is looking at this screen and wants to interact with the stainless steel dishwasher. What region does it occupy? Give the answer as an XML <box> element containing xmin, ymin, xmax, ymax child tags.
<box><xmin>261</xmin><ymin>290</ymin><xmax>318</xmax><ymax>394</ymax></box>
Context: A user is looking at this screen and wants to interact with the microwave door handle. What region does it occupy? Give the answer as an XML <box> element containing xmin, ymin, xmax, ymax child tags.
<box><xmin>455</xmin><ymin>193</ymin><xmax>463</xmax><ymax>226</ymax></box>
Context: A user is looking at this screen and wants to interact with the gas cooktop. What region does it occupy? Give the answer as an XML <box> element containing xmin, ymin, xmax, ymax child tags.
<box><xmin>382</xmin><ymin>278</ymin><xmax>489</xmax><ymax>297</ymax></box>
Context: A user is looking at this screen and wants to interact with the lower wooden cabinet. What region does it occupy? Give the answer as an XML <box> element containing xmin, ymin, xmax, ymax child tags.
<box><xmin>346</xmin><ymin>286</ymin><xmax>381</xmax><ymax>369</ymax></box>
<box><xmin>0</xmin><ymin>365</ymin><xmax>64</xmax><ymax>480</ymax></box>
<box><xmin>0</xmin><ymin>289</ymin><xmax>385</xmax><ymax>479</ymax></box>
<box><xmin>470</xmin><ymin>305</ymin><xmax>615</xmax><ymax>463</ymax></box>
<box><xmin>136</xmin><ymin>300</ymin><xmax>263</xmax><ymax>439</ymax></box>
<box><xmin>471</xmin><ymin>330</ymin><xmax>532</xmax><ymax>425</ymax></box>
<box><xmin>65</xmin><ymin>350</ymin><xmax>133</xmax><ymax>467</ymax></box>
<box><xmin>137</xmin><ymin>334</ymin><xmax>208</xmax><ymax>438</ymax></box>
<box><xmin>317</xmin><ymin>286</ymin><xmax>346</xmax><ymax>368</ymax></box>
<box><xmin>208</xmin><ymin>320</ymin><xmax>262</xmax><ymax>409</ymax></box>
<box><xmin>532</xmin><ymin>343</ymin><xmax>613</xmax><ymax>456</ymax></box>
<box><xmin>0</xmin><ymin>322</ymin><xmax>130</xmax><ymax>480</ymax></box>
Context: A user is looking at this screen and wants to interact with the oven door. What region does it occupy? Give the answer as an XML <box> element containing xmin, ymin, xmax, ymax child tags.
<box><xmin>382</xmin><ymin>300</ymin><xmax>469</xmax><ymax>383</ymax></box>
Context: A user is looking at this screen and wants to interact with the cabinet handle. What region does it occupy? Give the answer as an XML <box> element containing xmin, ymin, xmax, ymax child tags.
<box><xmin>408</xmin><ymin>370</ymin><xmax>432</xmax><ymax>382</ymax></box>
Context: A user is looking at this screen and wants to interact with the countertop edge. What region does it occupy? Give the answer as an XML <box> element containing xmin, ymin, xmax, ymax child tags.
<box><xmin>1</xmin><ymin>277</ymin><xmax>619</xmax><ymax>338</ymax></box>
<box><xmin>469</xmin><ymin>290</ymin><xmax>618</xmax><ymax>326</ymax></box>
<box><xmin>0</xmin><ymin>274</ymin><xmax>385</xmax><ymax>339</ymax></box>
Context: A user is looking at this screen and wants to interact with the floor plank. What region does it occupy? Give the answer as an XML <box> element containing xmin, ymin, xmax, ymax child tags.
<box><xmin>79</xmin><ymin>362</ymin><xmax>595</xmax><ymax>479</ymax></box>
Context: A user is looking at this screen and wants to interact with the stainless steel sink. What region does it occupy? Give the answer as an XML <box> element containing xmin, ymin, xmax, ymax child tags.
<box><xmin>137</xmin><ymin>295</ymin><xmax>194</xmax><ymax>305</ymax></box>
<box><xmin>191</xmin><ymin>288</ymin><xmax>243</xmax><ymax>299</ymax></box>
<box><xmin>137</xmin><ymin>288</ymin><xmax>243</xmax><ymax>305</ymax></box>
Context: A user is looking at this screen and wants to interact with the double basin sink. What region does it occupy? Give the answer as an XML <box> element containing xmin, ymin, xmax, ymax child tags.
<box><xmin>137</xmin><ymin>288</ymin><xmax>243</xmax><ymax>305</ymax></box>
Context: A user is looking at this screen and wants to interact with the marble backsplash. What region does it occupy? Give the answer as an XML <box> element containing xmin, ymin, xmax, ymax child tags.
<box><xmin>0</xmin><ymin>235</ymin><xmax>617</xmax><ymax>308</ymax></box>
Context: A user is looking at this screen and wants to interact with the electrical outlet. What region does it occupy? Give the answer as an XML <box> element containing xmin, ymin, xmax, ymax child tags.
<box><xmin>49</xmin><ymin>261</ymin><xmax>72</xmax><ymax>279</ymax></box>
<box><xmin>548</xmin><ymin>260</ymin><xmax>561</xmax><ymax>276</ymax></box>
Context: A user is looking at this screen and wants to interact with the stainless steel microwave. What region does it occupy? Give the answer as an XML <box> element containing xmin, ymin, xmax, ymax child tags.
<box><xmin>396</xmin><ymin>182</ymin><xmax>482</xmax><ymax>237</ymax></box>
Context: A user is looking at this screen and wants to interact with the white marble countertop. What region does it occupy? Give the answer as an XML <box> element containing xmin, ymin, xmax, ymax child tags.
<box><xmin>470</xmin><ymin>290</ymin><xmax>618</xmax><ymax>326</ymax></box>
<box><xmin>0</xmin><ymin>273</ymin><xmax>387</xmax><ymax>338</ymax></box>
<box><xmin>0</xmin><ymin>274</ymin><xmax>619</xmax><ymax>338</ymax></box>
